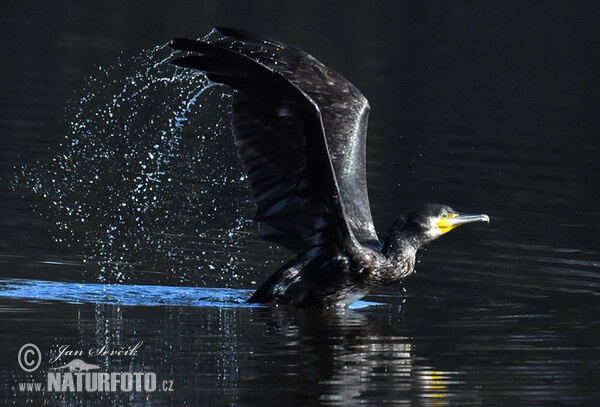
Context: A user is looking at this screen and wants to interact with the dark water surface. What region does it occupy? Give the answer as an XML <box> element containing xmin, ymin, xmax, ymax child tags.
<box><xmin>2</xmin><ymin>1</ymin><xmax>600</xmax><ymax>406</ymax></box>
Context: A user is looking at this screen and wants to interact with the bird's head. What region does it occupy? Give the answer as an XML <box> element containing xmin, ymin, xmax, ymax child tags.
<box><xmin>407</xmin><ymin>203</ymin><xmax>490</xmax><ymax>243</ymax></box>
<box><xmin>385</xmin><ymin>204</ymin><xmax>490</xmax><ymax>251</ymax></box>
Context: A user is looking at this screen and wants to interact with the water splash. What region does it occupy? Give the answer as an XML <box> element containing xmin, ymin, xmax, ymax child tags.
<box><xmin>13</xmin><ymin>43</ymin><xmax>272</xmax><ymax>286</ymax></box>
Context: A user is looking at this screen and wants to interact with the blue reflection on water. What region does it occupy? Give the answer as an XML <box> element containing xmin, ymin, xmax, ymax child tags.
<box><xmin>0</xmin><ymin>279</ymin><xmax>381</xmax><ymax>309</ymax></box>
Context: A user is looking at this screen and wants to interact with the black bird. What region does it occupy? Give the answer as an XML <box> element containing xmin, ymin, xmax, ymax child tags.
<box><xmin>170</xmin><ymin>27</ymin><xmax>489</xmax><ymax>307</ymax></box>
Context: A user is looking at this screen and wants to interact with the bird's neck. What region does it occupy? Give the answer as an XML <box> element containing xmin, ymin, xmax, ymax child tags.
<box><xmin>383</xmin><ymin>231</ymin><xmax>420</xmax><ymax>262</ymax></box>
<box><xmin>382</xmin><ymin>218</ymin><xmax>424</xmax><ymax>273</ymax></box>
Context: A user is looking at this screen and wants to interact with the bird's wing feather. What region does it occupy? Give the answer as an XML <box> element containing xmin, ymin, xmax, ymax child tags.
<box><xmin>206</xmin><ymin>27</ymin><xmax>380</xmax><ymax>246</ymax></box>
<box><xmin>170</xmin><ymin>37</ymin><xmax>359</xmax><ymax>252</ymax></box>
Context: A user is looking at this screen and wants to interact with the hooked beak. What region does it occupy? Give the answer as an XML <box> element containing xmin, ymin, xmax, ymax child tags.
<box><xmin>437</xmin><ymin>212</ymin><xmax>490</xmax><ymax>234</ymax></box>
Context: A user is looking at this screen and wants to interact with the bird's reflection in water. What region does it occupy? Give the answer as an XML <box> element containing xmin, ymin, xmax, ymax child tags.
<box><xmin>25</xmin><ymin>299</ymin><xmax>481</xmax><ymax>406</ymax></box>
<box><xmin>260</xmin><ymin>306</ymin><xmax>471</xmax><ymax>406</ymax></box>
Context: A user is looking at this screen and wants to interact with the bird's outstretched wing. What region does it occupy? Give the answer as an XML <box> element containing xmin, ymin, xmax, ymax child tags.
<box><xmin>170</xmin><ymin>27</ymin><xmax>379</xmax><ymax>251</ymax></box>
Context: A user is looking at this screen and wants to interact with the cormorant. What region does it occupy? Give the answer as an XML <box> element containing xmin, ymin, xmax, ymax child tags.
<box><xmin>169</xmin><ymin>27</ymin><xmax>489</xmax><ymax>307</ymax></box>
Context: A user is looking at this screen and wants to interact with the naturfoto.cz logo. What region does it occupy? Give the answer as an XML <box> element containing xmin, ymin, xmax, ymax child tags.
<box><xmin>16</xmin><ymin>342</ymin><xmax>174</xmax><ymax>393</ymax></box>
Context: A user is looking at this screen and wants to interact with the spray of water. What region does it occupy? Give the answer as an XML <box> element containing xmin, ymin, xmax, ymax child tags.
<box><xmin>13</xmin><ymin>43</ymin><xmax>275</xmax><ymax>286</ymax></box>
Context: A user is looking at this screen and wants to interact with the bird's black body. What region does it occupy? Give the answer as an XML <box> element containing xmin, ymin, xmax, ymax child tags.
<box><xmin>170</xmin><ymin>28</ymin><xmax>489</xmax><ymax>307</ymax></box>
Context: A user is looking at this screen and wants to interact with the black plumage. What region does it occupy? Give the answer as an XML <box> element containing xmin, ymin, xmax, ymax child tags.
<box><xmin>170</xmin><ymin>27</ymin><xmax>489</xmax><ymax>307</ymax></box>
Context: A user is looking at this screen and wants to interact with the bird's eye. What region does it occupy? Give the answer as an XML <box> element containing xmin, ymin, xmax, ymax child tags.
<box><xmin>441</xmin><ymin>213</ymin><xmax>448</xmax><ymax>219</ymax></box>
